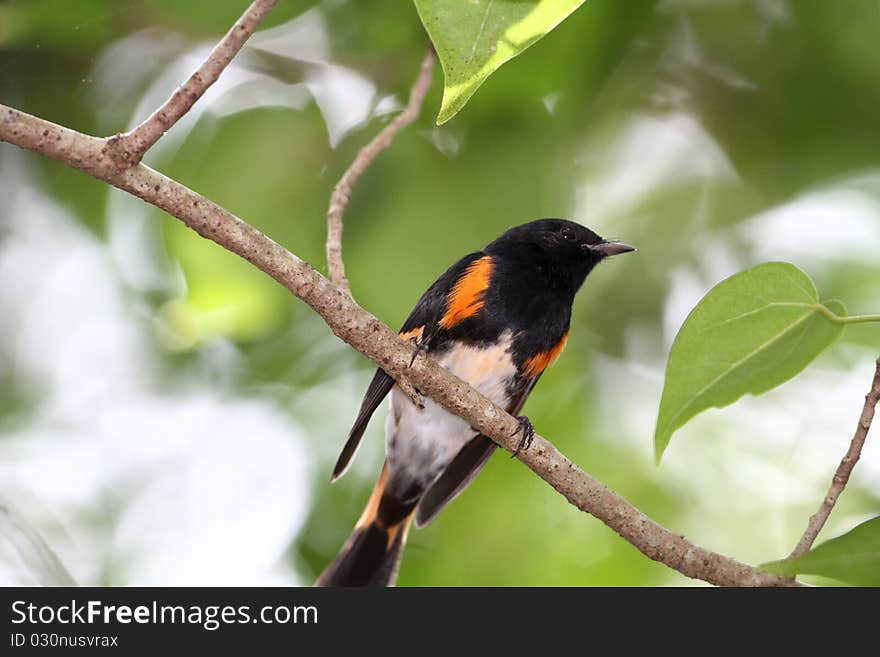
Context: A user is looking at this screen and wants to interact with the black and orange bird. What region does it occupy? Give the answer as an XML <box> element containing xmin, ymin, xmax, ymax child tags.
<box><xmin>317</xmin><ymin>218</ymin><xmax>634</xmax><ymax>586</ymax></box>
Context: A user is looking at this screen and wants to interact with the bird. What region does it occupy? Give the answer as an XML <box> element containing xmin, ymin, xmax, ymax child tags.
<box><xmin>316</xmin><ymin>218</ymin><xmax>634</xmax><ymax>586</ymax></box>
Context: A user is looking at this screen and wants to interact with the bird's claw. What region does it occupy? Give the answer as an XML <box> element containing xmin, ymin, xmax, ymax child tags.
<box><xmin>511</xmin><ymin>415</ymin><xmax>535</xmax><ymax>457</ymax></box>
<box><xmin>409</xmin><ymin>337</ymin><xmax>428</xmax><ymax>367</ymax></box>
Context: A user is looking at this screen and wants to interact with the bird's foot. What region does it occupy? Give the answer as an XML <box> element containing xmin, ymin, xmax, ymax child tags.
<box><xmin>511</xmin><ymin>415</ymin><xmax>535</xmax><ymax>457</ymax></box>
<box><xmin>409</xmin><ymin>337</ymin><xmax>429</xmax><ymax>367</ymax></box>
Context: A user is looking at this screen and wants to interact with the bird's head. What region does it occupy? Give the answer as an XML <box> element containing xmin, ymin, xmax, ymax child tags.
<box><xmin>485</xmin><ymin>218</ymin><xmax>634</xmax><ymax>292</ymax></box>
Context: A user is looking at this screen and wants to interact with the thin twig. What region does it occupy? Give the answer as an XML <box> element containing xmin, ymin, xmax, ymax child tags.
<box><xmin>1</xmin><ymin>103</ymin><xmax>797</xmax><ymax>586</ymax></box>
<box><xmin>326</xmin><ymin>48</ymin><xmax>435</xmax><ymax>293</ymax></box>
<box><xmin>788</xmin><ymin>358</ymin><xmax>880</xmax><ymax>558</ymax></box>
<box><xmin>104</xmin><ymin>0</ymin><xmax>278</xmax><ymax>168</ymax></box>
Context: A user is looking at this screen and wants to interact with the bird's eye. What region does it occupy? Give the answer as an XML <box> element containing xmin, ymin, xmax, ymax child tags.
<box><xmin>560</xmin><ymin>227</ymin><xmax>575</xmax><ymax>241</ymax></box>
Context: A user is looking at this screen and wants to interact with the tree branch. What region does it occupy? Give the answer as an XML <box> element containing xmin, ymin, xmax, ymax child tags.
<box><xmin>0</xmin><ymin>103</ymin><xmax>795</xmax><ymax>586</ymax></box>
<box><xmin>788</xmin><ymin>357</ymin><xmax>880</xmax><ymax>558</ymax></box>
<box><xmin>326</xmin><ymin>48</ymin><xmax>436</xmax><ymax>293</ymax></box>
<box><xmin>103</xmin><ymin>0</ymin><xmax>278</xmax><ymax>169</ymax></box>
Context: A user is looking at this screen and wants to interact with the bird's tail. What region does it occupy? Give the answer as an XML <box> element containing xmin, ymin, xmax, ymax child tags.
<box><xmin>316</xmin><ymin>463</ymin><xmax>416</xmax><ymax>587</ymax></box>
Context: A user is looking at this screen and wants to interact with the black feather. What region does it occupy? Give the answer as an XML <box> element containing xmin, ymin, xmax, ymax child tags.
<box><xmin>398</xmin><ymin>251</ymin><xmax>486</xmax><ymax>339</ymax></box>
<box><xmin>315</xmin><ymin>521</ymin><xmax>408</xmax><ymax>587</ymax></box>
<box><xmin>332</xmin><ymin>368</ymin><xmax>395</xmax><ymax>481</ymax></box>
<box><xmin>331</xmin><ymin>251</ymin><xmax>486</xmax><ymax>481</ymax></box>
<box><xmin>415</xmin><ymin>435</ymin><xmax>496</xmax><ymax>528</ymax></box>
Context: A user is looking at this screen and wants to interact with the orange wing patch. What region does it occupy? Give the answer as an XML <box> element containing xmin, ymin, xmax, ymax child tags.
<box><xmin>439</xmin><ymin>256</ymin><xmax>494</xmax><ymax>329</ymax></box>
<box><xmin>399</xmin><ymin>326</ymin><xmax>424</xmax><ymax>342</ymax></box>
<box><xmin>522</xmin><ymin>331</ymin><xmax>569</xmax><ymax>378</ymax></box>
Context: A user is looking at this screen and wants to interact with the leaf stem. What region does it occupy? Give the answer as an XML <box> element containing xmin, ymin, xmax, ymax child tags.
<box><xmin>817</xmin><ymin>305</ymin><xmax>880</xmax><ymax>325</ymax></box>
<box><xmin>838</xmin><ymin>314</ymin><xmax>880</xmax><ymax>324</ymax></box>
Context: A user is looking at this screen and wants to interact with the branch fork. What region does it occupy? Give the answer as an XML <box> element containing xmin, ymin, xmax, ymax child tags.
<box><xmin>105</xmin><ymin>0</ymin><xmax>278</xmax><ymax>170</ymax></box>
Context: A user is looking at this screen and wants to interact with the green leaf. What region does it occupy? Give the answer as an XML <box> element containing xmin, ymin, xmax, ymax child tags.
<box><xmin>654</xmin><ymin>262</ymin><xmax>846</xmax><ymax>462</ymax></box>
<box><xmin>762</xmin><ymin>516</ymin><xmax>880</xmax><ymax>586</ymax></box>
<box><xmin>414</xmin><ymin>0</ymin><xmax>587</xmax><ymax>124</ymax></box>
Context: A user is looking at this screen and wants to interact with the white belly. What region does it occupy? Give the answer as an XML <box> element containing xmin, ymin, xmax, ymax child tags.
<box><xmin>385</xmin><ymin>332</ymin><xmax>517</xmax><ymax>498</ymax></box>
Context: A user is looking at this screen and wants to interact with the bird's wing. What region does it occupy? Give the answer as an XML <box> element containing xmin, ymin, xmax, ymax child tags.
<box><xmin>414</xmin><ymin>374</ymin><xmax>540</xmax><ymax>527</ymax></box>
<box><xmin>331</xmin><ymin>251</ymin><xmax>486</xmax><ymax>481</ymax></box>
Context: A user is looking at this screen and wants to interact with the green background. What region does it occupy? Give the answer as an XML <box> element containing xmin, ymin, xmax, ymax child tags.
<box><xmin>1</xmin><ymin>0</ymin><xmax>879</xmax><ymax>586</ymax></box>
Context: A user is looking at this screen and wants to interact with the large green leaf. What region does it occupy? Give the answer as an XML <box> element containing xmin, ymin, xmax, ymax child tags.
<box><xmin>414</xmin><ymin>0</ymin><xmax>587</xmax><ymax>124</ymax></box>
<box><xmin>762</xmin><ymin>516</ymin><xmax>880</xmax><ymax>586</ymax></box>
<box><xmin>654</xmin><ymin>262</ymin><xmax>846</xmax><ymax>462</ymax></box>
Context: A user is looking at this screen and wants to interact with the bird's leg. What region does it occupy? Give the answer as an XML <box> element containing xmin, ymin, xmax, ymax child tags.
<box><xmin>511</xmin><ymin>416</ymin><xmax>535</xmax><ymax>457</ymax></box>
<box><xmin>395</xmin><ymin>334</ymin><xmax>429</xmax><ymax>408</ymax></box>
<box><xmin>409</xmin><ymin>336</ymin><xmax>429</xmax><ymax>367</ymax></box>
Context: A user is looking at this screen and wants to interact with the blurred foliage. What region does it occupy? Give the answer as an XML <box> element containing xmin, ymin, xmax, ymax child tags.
<box><xmin>2</xmin><ymin>0</ymin><xmax>880</xmax><ymax>586</ymax></box>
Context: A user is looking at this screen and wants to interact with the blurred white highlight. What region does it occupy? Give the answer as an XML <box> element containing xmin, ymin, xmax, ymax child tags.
<box><xmin>0</xmin><ymin>154</ymin><xmax>311</xmax><ymax>585</ymax></box>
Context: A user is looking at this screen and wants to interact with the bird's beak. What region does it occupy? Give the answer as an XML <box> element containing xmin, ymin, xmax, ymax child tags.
<box><xmin>588</xmin><ymin>241</ymin><xmax>636</xmax><ymax>257</ymax></box>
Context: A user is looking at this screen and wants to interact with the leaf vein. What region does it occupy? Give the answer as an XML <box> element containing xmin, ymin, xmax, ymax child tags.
<box><xmin>707</xmin><ymin>302</ymin><xmax>817</xmax><ymax>330</ymax></box>
<box><xmin>467</xmin><ymin>0</ymin><xmax>495</xmax><ymax>66</ymax></box>
<box><xmin>662</xmin><ymin>308</ymin><xmax>820</xmax><ymax>435</ymax></box>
